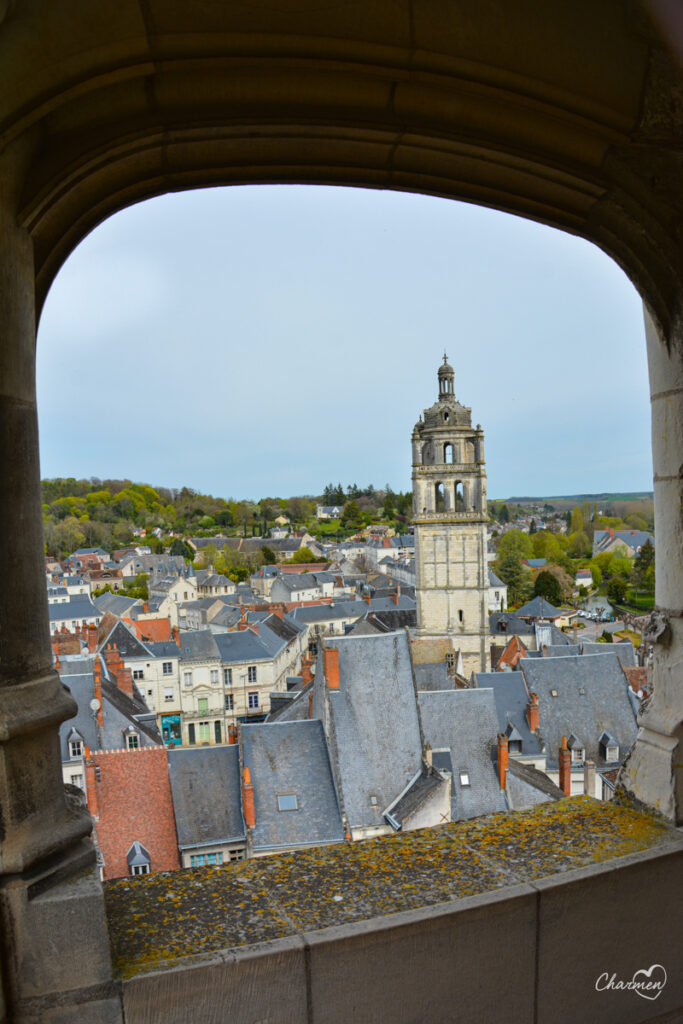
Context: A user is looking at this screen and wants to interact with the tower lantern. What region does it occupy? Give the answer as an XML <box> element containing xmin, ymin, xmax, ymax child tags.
<box><xmin>411</xmin><ymin>356</ymin><xmax>490</xmax><ymax>674</ymax></box>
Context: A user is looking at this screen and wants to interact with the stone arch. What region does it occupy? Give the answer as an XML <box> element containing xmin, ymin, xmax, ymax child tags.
<box><xmin>443</xmin><ymin>442</ymin><xmax>454</xmax><ymax>463</ymax></box>
<box><xmin>1</xmin><ymin>4</ymin><xmax>682</xmax><ymax>1016</ymax></box>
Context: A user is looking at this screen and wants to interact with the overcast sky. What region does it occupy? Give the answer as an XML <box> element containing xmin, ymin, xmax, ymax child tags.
<box><xmin>36</xmin><ymin>184</ymin><xmax>652</xmax><ymax>502</ymax></box>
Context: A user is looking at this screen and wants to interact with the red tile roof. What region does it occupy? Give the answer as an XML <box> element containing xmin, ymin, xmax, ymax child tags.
<box><xmin>125</xmin><ymin>617</ymin><xmax>172</xmax><ymax>643</ymax></box>
<box><xmin>86</xmin><ymin>747</ymin><xmax>180</xmax><ymax>880</ymax></box>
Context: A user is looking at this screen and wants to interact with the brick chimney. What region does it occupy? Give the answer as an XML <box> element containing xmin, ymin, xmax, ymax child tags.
<box><xmin>84</xmin><ymin>748</ymin><xmax>99</xmax><ymax>821</ymax></box>
<box><xmin>228</xmin><ymin>724</ymin><xmax>238</xmax><ymax>745</ymax></box>
<box><xmin>242</xmin><ymin>766</ymin><xmax>255</xmax><ymax>828</ymax></box>
<box><xmin>323</xmin><ymin>646</ymin><xmax>340</xmax><ymax>690</ymax></box>
<box><xmin>559</xmin><ymin>736</ymin><xmax>571</xmax><ymax>796</ymax></box>
<box><xmin>301</xmin><ymin>656</ymin><xmax>313</xmax><ymax>687</ymax></box>
<box><xmin>392</xmin><ymin>588</ymin><xmax>399</xmax><ymax>605</ymax></box>
<box><xmin>526</xmin><ymin>692</ymin><xmax>539</xmax><ymax>732</ymax></box>
<box><xmin>87</xmin><ymin>623</ymin><xmax>98</xmax><ymax>653</ymax></box>
<box><xmin>143</xmin><ymin>601</ymin><xmax>149</xmax><ymax>613</ymax></box>
<box><xmin>364</xmin><ymin>593</ymin><xmax>371</xmax><ymax>605</ymax></box>
<box><xmin>497</xmin><ymin>733</ymin><xmax>508</xmax><ymax>790</ymax></box>
<box><xmin>93</xmin><ymin>660</ymin><xmax>104</xmax><ymax>727</ymax></box>
<box><xmin>308</xmin><ymin>693</ymin><xmax>313</xmax><ymax>718</ymax></box>
<box><xmin>171</xmin><ymin>626</ymin><xmax>181</xmax><ymax>648</ymax></box>
<box><xmin>115</xmin><ymin>666</ymin><xmax>135</xmax><ymax>701</ymax></box>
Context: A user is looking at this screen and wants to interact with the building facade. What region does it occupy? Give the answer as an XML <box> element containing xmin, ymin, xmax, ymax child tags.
<box><xmin>411</xmin><ymin>356</ymin><xmax>490</xmax><ymax>674</ymax></box>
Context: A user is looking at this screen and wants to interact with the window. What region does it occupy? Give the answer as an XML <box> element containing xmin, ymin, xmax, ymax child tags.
<box><xmin>133</xmin><ymin>669</ymin><xmax>144</xmax><ymax>680</ymax></box>
<box><xmin>164</xmin><ymin>687</ymin><xmax>174</xmax><ymax>702</ymax></box>
<box><xmin>571</xmin><ymin>747</ymin><xmax>584</xmax><ymax>763</ymax></box>
<box><xmin>188</xmin><ymin>723</ymin><xmax>196</xmax><ymax>745</ymax></box>
<box><xmin>127</xmin><ymin>733</ymin><xmax>139</xmax><ymax>750</ymax></box>
<box><xmin>147</xmin><ymin>688</ymin><xmax>153</xmax><ymax>697</ymax></box>
<box><xmin>69</xmin><ymin>739</ymin><xmax>83</xmax><ymax>759</ymax></box>
<box><xmin>459</xmin><ymin>772</ymin><xmax>471</xmax><ymax>787</ymax></box>
<box><xmin>183</xmin><ymin>671</ymin><xmax>192</xmax><ymax>687</ymax></box>
<box><xmin>70</xmin><ymin>773</ymin><xmax>84</xmax><ymax>789</ymax></box>
<box><xmin>214</xmin><ymin>720</ymin><xmax>222</xmax><ymax>743</ymax></box>
<box><xmin>197</xmin><ymin>697</ymin><xmax>209</xmax><ymax>714</ymax></box>
<box><xmin>277</xmin><ymin>793</ymin><xmax>298</xmax><ymax>811</ymax></box>
<box><xmin>248</xmin><ymin>692</ymin><xmax>259</xmax><ymax>709</ymax></box>
<box><xmin>131</xmin><ymin>863</ymin><xmax>150</xmax><ymax>876</ymax></box>
<box><xmin>228</xmin><ymin>849</ymin><xmax>245</xmax><ymax>862</ymax></box>
<box><xmin>225</xmin><ymin>693</ymin><xmax>234</xmax><ymax>711</ymax></box>
<box><xmin>199</xmin><ymin>721</ymin><xmax>210</xmax><ymax>742</ymax></box>
<box><xmin>127</xmin><ymin>840</ymin><xmax>150</xmax><ymax>876</ymax></box>
<box><xmin>162</xmin><ymin>662</ymin><xmax>173</xmax><ymax>675</ymax></box>
<box><xmin>207</xmin><ymin>851</ymin><xmax>223</xmax><ymax>865</ymax></box>
<box><xmin>210</xmin><ymin>668</ymin><xmax>218</xmax><ymax>685</ymax></box>
<box><xmin>247</xmin><ymin>665</ymin><xmax>257</xmax><ymax>683</ymax></box>
<box><xmin>458</xmin><ymin>609</ymin><xmax>464</xmax><ymax>623</ymax></box>
<box><xmin>445</xmin><ymin>652</ymin><xmax>455</xmax><ymax>669</ymax></box>
<box><xmin>224</xmin><ymin>668</ymin><xmax>232</xmax><ymax>686</ymax></box>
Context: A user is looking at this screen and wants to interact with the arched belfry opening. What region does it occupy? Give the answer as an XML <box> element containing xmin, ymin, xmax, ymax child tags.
<box><xmin>1</xmin><ymin>3</ymin><xmax>682</xmax><ymax>1018</ymax></box>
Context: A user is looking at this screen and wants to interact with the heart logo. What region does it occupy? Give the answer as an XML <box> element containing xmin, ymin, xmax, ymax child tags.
<box><xmin>632</xmin><ymin>964</ymin><xmax>667</xmax><ymax>1000</ymax></box>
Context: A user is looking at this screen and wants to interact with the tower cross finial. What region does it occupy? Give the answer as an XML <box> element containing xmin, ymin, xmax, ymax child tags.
<box><xmin>443</xmin><ymin>351</ymin><xmax>448</xmax><ymax>363</ymax></box>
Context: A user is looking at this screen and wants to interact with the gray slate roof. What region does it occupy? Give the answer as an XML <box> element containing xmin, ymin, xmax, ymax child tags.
<box><xmin>475</xmin><ymin>672</ymin><xmax>544</xmax><ymax>758</ymax></box>
<box><xmin>520</xmin><ymin>653</ymin><xmax>638</xmax><ymax>769</ymax></box>
<box><xmin>48</xmin><ymin>596</ymin><xmax>101</xmax><ymax>623</ymax></box>
<box><xmin>515</xmin><ymin>596</ymin><xmax>563</xmax><ymax>619</ymax></box>
<box><xmin>489</xmin><ymin>612</ymin><xmax>536</xmax><ymax>637</ymax></box>
<box><xmin>168</xmin><ymin>746</ymin><xmax>245</xmax><ymax>849</ymax></box>
<box><xmin>319</xmin><ymin>632</ymin><xmax>423</xmax><ymax>830</ymax></box>
<box><xmin>93</xmin><ymin>593</ymin><xmax>140</xmax><ymax>617</ymax></box>
<box><xmin>506</xmin><ymin>759</ymin><xmax>563</xmax><ymax>807</ymax></box>
<box><xmin>241</xmin><ymin>720</ymin><xmax>345</xmax><ymax>851</ymax></box>
<box><xmin>414</xmin><ymin>662</ymin><xmax>453</xmax><ymax>691</ymax></box>
<box><xmin>178</xmin><ymin>630</ymin><xmax>221</xmax><ymax>662</ymax></box>
<box><xmin>101</xmin><ymin>619</ymin><xmax>150</xmax><ymax>660</ymax></box>
<box><xmin>418</xmin><ymin>689</ymin><xmax>507</xmax><ymax>820</ymax></box>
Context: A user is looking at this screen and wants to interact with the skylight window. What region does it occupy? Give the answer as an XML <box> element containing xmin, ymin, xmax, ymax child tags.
<box><xmin>459</xmin><ymin>772</ymin><xmax>470</xmax><ymax>787</ymax></box>
<box><xmin>277</xmin><ymin>794</ymin><xmax>298</xmax><ymax>811</ymax></box>
<box><xmin>551</xmin><ymin>689</ymin><xmax>558</xmax><ymax>698</ymax></box>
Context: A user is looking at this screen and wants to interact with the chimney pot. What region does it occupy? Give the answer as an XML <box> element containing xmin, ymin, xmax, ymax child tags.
<box><xmin>526</xmin><ymin>692</ymin><xmax>539</xmax><ymax>732</ymax></box>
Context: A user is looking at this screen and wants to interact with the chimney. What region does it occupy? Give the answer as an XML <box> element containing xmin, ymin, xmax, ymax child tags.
<box><xmin>171</xmin><ymin>626</ymin><xmax>181</xmax><ymax>648</ymax></box>
<box><xmin>271</xmin><ymin>605</ymin><xmax>284</xmax><ymax>620</ymax></box>
<box><xmin>323</xmin><ymin>646</ymin><xmax>340</xmax><ymax>690</ymax></box>
<box><xmin>113</xmin><ymin>665</ymin><xmax>134</xmax><ymax>700</ymax></box>
<box><xmin>364</xmin><ymin>593</ymin><xmax>371</xmax><ymax>605</ymax></box>
<box><xmin>84</xmin><ymin>748</ymin><xmax>99</xmax><ymax>821</ymax></box>
<box><xmin>54</xmin><ymin>651</ymin><xmax>61</xmax><ymax>671</ymax></box>
<box><xmin>308</xmin><ymin>694</ymin><xmax>313</xmax><ymax>718</ymax></box>
<box><xmin>87</xmin><ymin>623</ymin><xmax>98</xmax><ymax>653</ymax></box>
<box><xmin>250</xmin><ymin>623</ymin><xmax>260</xmax><ymax>636</ymax></box>
<box><xmin>497</xmin><ymin>733</ymin><xmax>508</xmax><ymax>790</ymax></box>
<box><xmin>392</xmin><ymin>589</ymin><xmax>399</xmax><ymax>605</ymax></box>
<box><xmin>559</xmin><ymin>736</ymin><xmax>571</xmax><ymax>796</ymax></box>
<box><xmin>526</xmin><ymin>692</ymin><xmax>539</xmax><ymax>732</ymax></box>
<box><xmin>583</xmin><ymin>760</ymin><xmax>596</xmax><ymax>798</ymax></box>
<box><xmin>242</xmin><ymin>766</ymin><xmax>255</xmax><ymax>828</ymax></box>
<box><xmin>143</xmin><ymin>602</ymin><xmax>149</xmax><ymax>613</ymax></box>
<box><xmin>228</xmin><ymin>724</ymin><xmax>238</xmax><ymax>745</ymax></box>
<box><xmin>424</xmin><ymin>743</ymin><xmax>433</xmax><ymax>769</ymax></box>
<box><xmin>301</xmin><ymin>656</ymin><xmax>313</xmax><ymax>687</ymax></box>
<box><xmin>93</xmin><ymin>660</ymin><xmax>104</xmax><ymax>727</ymax></box>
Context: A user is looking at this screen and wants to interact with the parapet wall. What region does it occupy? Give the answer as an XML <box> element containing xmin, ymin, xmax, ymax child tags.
<box><xmin>106</xmin><ymin>799</ymin><xmax>683</xmax><ymax>1023</ymax></box>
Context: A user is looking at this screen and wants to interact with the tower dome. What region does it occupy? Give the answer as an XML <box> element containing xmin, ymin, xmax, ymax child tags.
<box><xmin>437</xmin><ymin>353</ymin><xmax>455</xmax><ymax>399</ymax></box>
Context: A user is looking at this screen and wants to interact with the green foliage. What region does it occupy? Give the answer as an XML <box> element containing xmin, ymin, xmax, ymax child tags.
<box><xmin>341</xmin><ymin>500</ymin><xmax>363</xmax><ymax>530</ymax></box>
<box><xmin>496</xmin><ymin>528</ymin><xmax>533</xmax><ymax>561</ymax></box>
<box><xmin>291</xmin><ymin>546</ymin><xmax>325</xmax><ymax>564</ymax></box>
<box><xmin>590</xmin><ymin>564</ymin><xmax>603</xmax><ymax>587</ymax></box>
<box><xmin>499</xmin><ymin>504</ymin><xmax>510</xmax><ymax>524</ymax></box>
<box><xmin>170</xmin><ymin>538</ymin><xmax>194</xmax><ymax>559</ymax></box>
<box><xmin>607</xmin><ymin>576</ymin><xmax>628</xmax><ymax>602</ymax></box>
<box><xmin>528</xmin><ymin>518</ymin><xmax>537</xmax><ymax>534</ymax></box>
<box><xmin>632</xmin><ymin>539</ymin><xmax>655</xmax><ymax>594</ymax></box>
<box><xmin>496</xmin><ymin>553</ymin><xmax>532</xmax><ymax>606</ymax></box>
<box><xmin>260</xmin><ymin>545</ymin><xmax>277</xmax><ymax>565</ymax></box>
<box><xmin>533</xmin><ymin>570</ymin><xmax>562</xmax><ymax>605</ymax></box>
<box><xmin>598</xmin><ymin>630</ymin><xmax>614</xmax><ymax>643</ymax></box>
<box><xmin>567</xmin><ymin>530</ymin><xmax>590</xmax><ymax>558</ymax></box>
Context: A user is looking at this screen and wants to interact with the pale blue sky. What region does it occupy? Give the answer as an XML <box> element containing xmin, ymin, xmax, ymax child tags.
<box><xmin>36</xmin><ymin>185</ymin><xmax>651</xmax><ymax>501</ymax></box>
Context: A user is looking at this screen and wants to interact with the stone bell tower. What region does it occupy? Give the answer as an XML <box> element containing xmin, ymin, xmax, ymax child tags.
<box><xmin>411</xmin><ymin>355</ymin><xmax>490</xmax><ymax>674</ymax></box>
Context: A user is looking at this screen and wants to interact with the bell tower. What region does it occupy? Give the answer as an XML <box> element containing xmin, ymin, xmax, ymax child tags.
<box><xmin>411</xmin><ymin>355</ymin><xmax>489</xmax><ymax>674</ymax></box>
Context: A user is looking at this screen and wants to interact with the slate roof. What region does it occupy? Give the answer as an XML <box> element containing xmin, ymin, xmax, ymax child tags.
<box><xmin>48</xmin><ymin>597</ymin><xmax>101</xmax><ymax>623</ymax></box>
<box><xmin>593</xmin><ymin>529</ymin><xmax>654</xmax><ymax>553</ymax></box>
<box><xmin>475</xmin><ymin>672</ymin><xmax>544</xmax><ymax>758</ymax></box>
<box><xmin>94</xmin><ymin>593</ymin><xmax>140</xmax><ymax>618</ymax></box>
<box><xmin>386</xmin><ymin>767</ymin><xmax>448</xmax><ymax>829</ymax></box>
<box><xmin>520</xmin><ymin>654</ymin><xmax>638</xmax><ymax>768</ymax></box>
<box><xmin>535</xmin><ymin>622</ymin><xmax>572</xmax><ymax>648</ymax></box>
<box><xmin>506</xmin><ymin>759</ymin><xmax>562</xmax><ymax>807</ymax></box>
<box><xmin>369</xmin><ymin>608</ymin><xmax>417</xmax><ymax>630</ymax></box>
<box><xmin>515</xmin><ymin>596</ymin><xmax>563</xmax><ymax>619</ymax></box>
<box><xmin>414</xmin><ymin>662</ymin><xmax>453</xmax><ymax>691</ymax></box>
<box><xmin>320</xmin><ymin>632</ymin><xmax>423</xmax><ymax>830</ymax></box>
<box><xmin>145</xmin><ymin>641</ymin><xmax>181</xmax><ymax>659</ymax></box>
<box><xmin>418</xmin><ymin>689</ymin><xmax>507</xmax><ymax>820</ymax></box>
<box><xmin>241</xmin><ymin>720</ymin><xmax>345</xmax><ymax>851</ymax></box>
<box><xmin>178</xmin><ymin>630</ymin><xmax>221</xmax><ymax>662</ymax></box>
<box><xmin>213</xmin><ymin>629</ymin><xmax>275</xmax><ymax>665</ymax></box>
<box><xmin>168</xmin><ymin>746</ymin><xmax>245</xmax><ymax>849</ymax></box>
<box><xmin>290</xmin><ymin>601</ymin><xmax>366</xmax><ymax>625</ymax></box>
<box><xmin>579</xmin><ymin>642</ymin><xmax>636</xmax><ymax>668</ymax></box>
<box><xmin>59</xmin><ymin>657</ymin><xmax>160</xmax><ymax>761</ymax></box>
<box><xmin>101</xmin><ymin>619</ymin><xmax>150</xmax><ymax>660</ymax></box>
<box><xmin>488</xmin><ymin>569</ymin><xmax>506</xmax><ymax>588</ymax></box>
<box><xmin>489</xmin><ymin>612</ymin><xmax>536</xmax><ymax>637</ymax></box>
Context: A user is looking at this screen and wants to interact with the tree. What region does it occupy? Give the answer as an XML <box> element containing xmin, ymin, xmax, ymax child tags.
<box><xmin>528</xmin><ymin>518</ymin><xmax>537</xmax><ymax>534</ymax></box>
<box><xmin>496</xmin><ymin>528</ymin><xmax>533</xmax><ymax>561</ymax></box>
<box><xmin>570</xmin><ymin>506</ymin><xmax>583</xmax><ymax>534</ymax></box>
<box><xmin>567</xmin><ymin>530</ymin><xmax>590</xmax><ymax>558</ymax></box>
<box><xmin>291</xmin><ymin>546</ymin><xmax>324</xmax><ymax>564</ymax></box>
<box><xmin>632</xmin><ymin>539</ymin><xmax>655</xmax><ymax>593</ymax></box>
<box><xmin>170</xmin><ymin>538</ymin><xmax>193</xmax><ymax>559</ymax></box>
<box><xmin>598</xmin><ymin>629</ymin><xmax>614</xmax><ymax>643</ymax></box>
<box><xmin>341</xmin><ymin>500</ymin><xmax>363</xmax><ymax>530</ymax></box>
<box><xmin>260</xmin><ymin>545</ymin><xmax>277</xmax><ymax>565</ymax></box>
<box><xmin>497</xmin><ymin>554</ymin><xmax>532</xmax><ymax>606</ymax></box>
<box><xmin>533</xmin><ymin>570</ymin><xmax>562</xmax><ymax>605</ymax></box>
<box><xmin>607</xmin><ymin>576</ymin><xmax>628</xmax><ymax>603</ymax></box>
<box><xmin>499</xmin><ymin>504</ymin><xmax>510</xmax><ymax>524</ymax></box>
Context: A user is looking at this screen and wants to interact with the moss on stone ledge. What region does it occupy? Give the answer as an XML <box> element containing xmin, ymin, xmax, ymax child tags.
<box><xmin>105</xmin><ymin>797</ymin><xmax>676</xmax><ymax>980</ymax></box>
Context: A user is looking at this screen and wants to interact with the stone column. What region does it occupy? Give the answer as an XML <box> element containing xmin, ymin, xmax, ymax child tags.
<box><xmin>620</xmin><ymin>305</ymin><xmax>683</xmax><ymax>824</ymax></box>
<box><xmin>0</xmin><ymin>162</ymin><xmax>122</xmax><ymax>1021</ymax></box>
